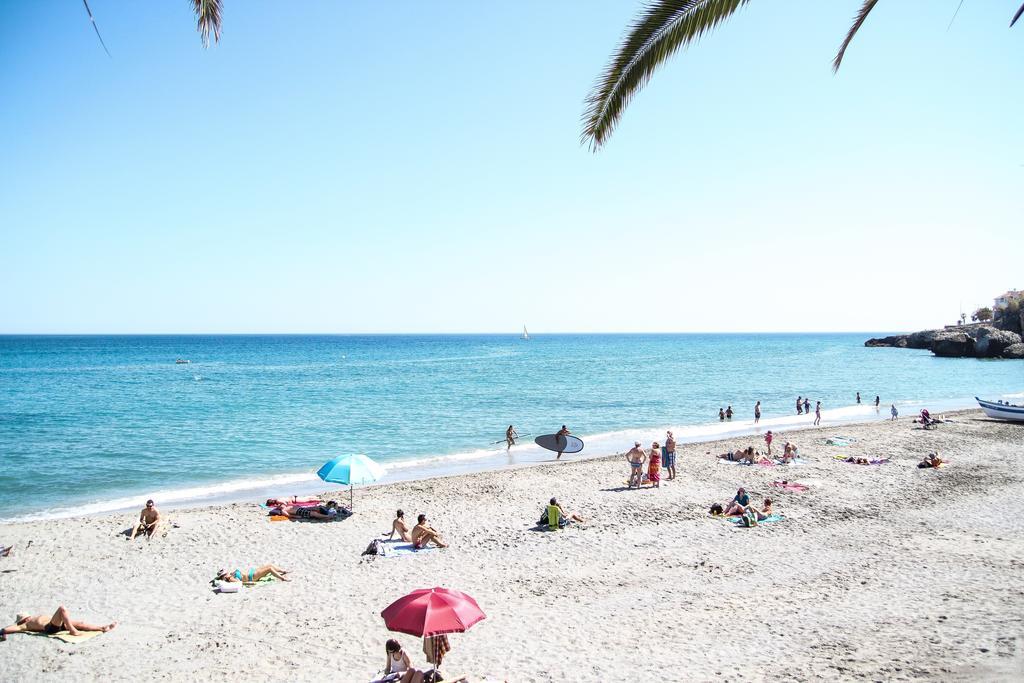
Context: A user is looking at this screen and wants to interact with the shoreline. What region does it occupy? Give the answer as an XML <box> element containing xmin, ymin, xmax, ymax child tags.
<box><xmin>1</xmin><ymin>408</ymin><xmax>1022</xmax><ymax>681</ymax></box>
<box><xmin>0</xmin><ymin>395</ymin><xmax>987</xmax><ymax>524</ymax></box>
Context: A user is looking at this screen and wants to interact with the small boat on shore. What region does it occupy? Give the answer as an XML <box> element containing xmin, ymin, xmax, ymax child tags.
<box><xmin>975</xmin><ymin>396</ymin><xmax>1024</xmax><ymax>422</ymax></box>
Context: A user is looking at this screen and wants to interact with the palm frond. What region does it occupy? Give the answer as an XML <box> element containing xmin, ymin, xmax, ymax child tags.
<box><xmin>581</xmin><ymin>0</ymin><xmax>751</xmax><ymax>151</ymax></box>
<box><xmin>81</xmin><ymin>0</ymin><xmax>111</xmax><ymax>57</ymax></box>
<box><xmin>1012</xmin><ymin>2</ymin><xmax>1024</xmax><ymax>27</ymax></box>
<box><xmin>192</xmin><ymin>0</ymin><xmax>223</xmax><ymax>48</ymax></box>
<box><xmin>833</xmin><ymin>0</ymin><xmax>880</xmax><ymax>72</ymax></box>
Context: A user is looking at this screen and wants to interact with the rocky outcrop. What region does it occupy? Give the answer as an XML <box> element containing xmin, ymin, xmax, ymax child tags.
<box><xmin>931</xmin><ymin>332</ymin><xmax>975</xmax><ymax>357</ymax></box>
<box><xmin>974</xmin><ymin>327</ymin><xmax>1022</xmax><ymax>357</ymax></box>
<box><xmin>1004</xmin><ymin>343</ymin><xmax>1024</xmax><ymax>359</ymax></box>
<box><xmin>866</xmin><ymin>325</ymin><xmax>1022</xmax><ymax>359</ymax></box>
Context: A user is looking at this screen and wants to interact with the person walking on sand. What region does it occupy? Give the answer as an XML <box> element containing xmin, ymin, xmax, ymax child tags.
<box><xmin>1</xmin><ymin>607</ymin><xmax>116</xmax><ymax>640</ymax></box>
<box><xmin>128</xmin><ymin>499</ymin><xmax>161</xmax><ymax>541</ymax></box>
<box><xmin>856</xmin><ymin>392</ymin><xmax>861</xmax><ymax>405</ymax></box>
<box><xmin>555</xmin><ymin>425</ymin><xmax>571</xmax><ymax>459</ymax></box>
<box><xmin>663</xmin><ymin>431</ymin><xmax>677</xmax><ymax>480</ymax></box>
<box><xmin>725</xmin><ymin>405</ymin><xmax>734</xmax><ymax>420</ymax></box>
<box><xmin>891</xmin><ymin>404</ymin><xmax>899</xmax><ymax>421</ymax></box>
<box><xmin>626</xmin><ymin>441</ymin><xmax>646</xmax><ymax>488</ymax></box>
<box><xmin>754</xmin><ymin>401</ymin><xmax>761</xmax><ymax>424</ymax></box>
<box><xmin>803</xmin><ymin>397</ymin><xmax>810</xmax><ymax>415</ymax></box>
<box><xmin>796</xmin><ymin>396</ymin><xmax>803</xmax><ymax>415</ymax></box>
<box><xmin>505</xmin><ymin>425</ymin><xmax>519</xmax><ymax>450</ymax></box>
<box><xmin>764</xmin><ymin>430</ymin><xmax>774</xmax><ymax>455</ymax></box>
<box><xmin>814</xmin><ymin>401</ymin><xmax>822</xmax><ymax>426</ymax></box>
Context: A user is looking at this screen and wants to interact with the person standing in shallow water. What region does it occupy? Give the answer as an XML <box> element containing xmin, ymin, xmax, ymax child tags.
<box><xmin>814</xmin><ymin>401</ymin><xmax>822</xmax><ymax>426</ymax></box>
<box><xmin>875</xmin><ymin>395</ymin><xmax>881</xmax><ymax>411</ymax></box>
<box><xmin>754</xmin><ymin>401</ymin><xmax>761</xmax><ymax>424</ymax></box>
<box><xmin>725</xmin><ymin>406</ymin><xmax>733</xmax><ymax>420</ymax></box>
<box><xmin>796</xmin><ymin>396</ymin><xmax>803</xmax><ymax>415</ymax></box>
<box><xmin>719</xmin><ymin>408</ymin><xmax>725</xmax><ymax>421</ymax></box>
<box><xmin>891</xmin><ymin>404</ymin><xmax>899</xmax><ymax>421</ymax></box>
<box><xmin>856</xmin><ymin>392</ymin><xmax>861</xmax><ymax>404</ymax></box>
<box><xmin>505</xmin><ymin>425</ymin><xmax>518</xmax><ymax>451</ymax></box>
<box><xmin>804</xmin><ymin>398</ymin><xmax>810</xmax><ymax>415</ymax></box>
<box><xmin>555</xmin><ymin>425</ymin><xmax>570</xmax><ymax>459</ymax></box>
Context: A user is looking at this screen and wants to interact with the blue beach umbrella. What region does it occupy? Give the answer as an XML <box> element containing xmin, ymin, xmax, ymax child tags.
<box><xmin>316</xmin><ymin>453</ymin><xmax>386</xmax><ymax>511</ymax></box>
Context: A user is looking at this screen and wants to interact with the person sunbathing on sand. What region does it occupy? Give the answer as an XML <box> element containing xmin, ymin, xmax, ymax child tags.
<box><xmin>545</xmin><ymin>497</ymin><xmax>585</xmax><ymax>526</ymax></box>
<box><xmin>749</xmin><ymin>497</ymin><xmax>773</xmax><ymax>521</ymax></box>
<box><xmin>283</xmin><ymin>501</ymin><xmax>341</xmax><ymax>520</ymax></box>
<box><xmin>844</xmin><ymin>457</ymin><xmax>870</xmax><ymax>465</ymax></box>
<box><xmin>718</xmin><ymin>446</ymin><xmax>756</xmax><ymax>463</ymax></box>
<box><xmin>1</xmin><ymin>606</ymin><xmax>116</xmax><ymax>640</ymax></box>
<box><xmin>384</xmin><ymin>509</ymin><xmax>411</xmax><ymax>541</ymax></box>
<box><xmin>918</xmin><ymin>452</ymin><xmax>943</xmax><ymax>469</ymax></box>
<box><xmin>216</xmin><ymin>564</ymin><xmax>291</xmax><ymax>584</ymax></box>
<box><xmin>411</xmin><ymin>514</ymin><xmax>448</xmax><ymax>549</ymax></box>
<box><xmin>128</xmin><ymin>499</ymin><xmax>161</xmax><ymax>540</ymax></box>
<box><xmin>722</xmin><ymin>488</ymin><xmax>750</xmax><ymax>517</ymax></box>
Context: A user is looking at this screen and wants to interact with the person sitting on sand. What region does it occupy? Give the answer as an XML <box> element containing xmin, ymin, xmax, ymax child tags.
<box><xmin>411</xmin><ymin>514</ymin><xmax>448</xmax><ymax>549</ymax></box>
<box><xmin>918</xmin><ymin>452</ymin><xmax>943</xmax><ymax>469</ymax></box>
<box><xmin>781</xmin><ymin>442</ymin><xmax>797</xmax><ymax>463</ymax></box>
<box><xmin>722</xmin><ymin>488</ymin><xmax>751</xmax><ymax>517</ymax></box>
<box><xmin>385</xmin><ymin>509</ymin><xmax>411</xmax><ymax>541</ymax></box>
<box><xmin>283</xmin><ymin>501</ymin><xmax>341</xmax><ymax>520</ymax></box>
<box><xmin>626</xmin><ymin>441</ymin><xmax>647</xmax><ymax>488</ymax></box>
<box><xmin>543</xmin><ymin>497</ymin><xmax>585</xmax><ymax>526</ymax></box>
<box><xmin>718</xmin><ymin>446</ymin><xmax>755</xmax><ymax>463</ymax></box>
<box><xmin>1</xmin><ymin>606</ymin><xmax>116</xmax><ymax>640</ymax></box>
<box><xmin>216</xmin><ymin>564</ymin><xmax>291</xmax><ymax>584</ymax></box>
<box><xmin>384</xmin><ymin>638</ymin><xmax>412</xmax><ymax>677</ymax></box>
<box><xmin>747</xmin><ymin>497</ymin><xmax>773</xmax><ymax>521</ymax></box>
<box><xmin>128</xmin><ymin>499</ymin><xmax>161</xmax><ymax>541</ymax></box>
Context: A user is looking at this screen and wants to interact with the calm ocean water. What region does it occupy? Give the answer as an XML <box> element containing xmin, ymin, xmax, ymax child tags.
<box><xmin>0</xmin><ymin>334</ymin><xmax>1020</xmax><ymax>521</ymax></box>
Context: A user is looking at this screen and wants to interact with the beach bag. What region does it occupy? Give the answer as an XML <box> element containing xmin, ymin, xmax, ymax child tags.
<box><xmin>362</xmin><ymin>539</ymin><xmax>386</xmax><ymax>556</ymax></box>
<box><xmin>741</xmin><ymin>511</ymin><xmax>757</xmax><ymax>527</ymax></box>
<box><xmin>709</xmin><ymin>503</ymin><xmax>723</xmax><ymax>516</ymax></box>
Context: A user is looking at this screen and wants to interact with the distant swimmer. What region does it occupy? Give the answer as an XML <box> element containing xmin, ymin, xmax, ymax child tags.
<box><xmin>796</xmin><ymin>396</ymin><xmax>803</xmax><ymax>415</ymax></box>
<box><xmin>719</xmin><ymin>408</ymin><xmax>725</xmax><ymax>421</ymax></box>
<box><xmin>754</xmin><ymin>401</ymin><xmax>761</xmax><ymax>424</ymax></box>
<box><xmin>856</xmin><ymin>392</ymin><xmax>861</xmax><ymax>405</ymax></box>
<box><xmin>725</xmin><ymin>405</ymin><xmax>733</xmax><ymax>420</ymax></box>
<box><xmin>555</xmin><ymin>425</ymin><xmax>571</xmax><ymax>460</ymax></box>
<box><xmin>505</xmin><ymin>425</ymin><xmax>519</xmax><ymax>450</ymax></box>
<box><xmin>814</xmin><ymin>401</ymin><xmax>822</xmax><ymax>426</ymax></box>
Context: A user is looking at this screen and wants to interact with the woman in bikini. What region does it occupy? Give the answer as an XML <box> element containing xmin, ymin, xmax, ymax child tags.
<box><xmin>216</xmin><ymin>564</ymin><xmax>291</xmax><ymax>584</ymax></box>
<box><xmin>1</xmin><ymin>606</ymin><xmax>116</xmax><ymax>640</ymax></box>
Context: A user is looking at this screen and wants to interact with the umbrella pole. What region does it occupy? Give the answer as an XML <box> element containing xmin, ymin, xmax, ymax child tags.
<box><xmin>349</xmin><ymin>484</ymin><xmax>353</xmax><ymax>512</ymax></box>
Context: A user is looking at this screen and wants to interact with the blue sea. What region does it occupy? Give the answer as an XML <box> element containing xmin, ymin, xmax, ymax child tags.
<box><xmin>0</xmin><ymin>334</ymin><xmax>1020</xmax><ymax>521</ymax></box>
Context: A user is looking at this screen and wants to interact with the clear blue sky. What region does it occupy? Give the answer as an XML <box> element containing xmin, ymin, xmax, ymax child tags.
<box><xmin>1</xmin><ymin>1</ymin><xmax>1021</xmax><ymax>333</ymax></box>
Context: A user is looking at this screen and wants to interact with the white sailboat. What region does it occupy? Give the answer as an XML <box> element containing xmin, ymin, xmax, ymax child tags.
<box><xmin>521</xmin><ymin>325</ymin><xmax>529</xmax><ymax>341</ymax></box>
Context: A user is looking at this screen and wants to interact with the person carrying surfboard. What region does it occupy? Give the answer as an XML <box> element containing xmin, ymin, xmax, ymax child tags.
<box><xmin>555</xmin><ymin>425</ymin><xmax>571</xmax><ymax>459</ymax></box>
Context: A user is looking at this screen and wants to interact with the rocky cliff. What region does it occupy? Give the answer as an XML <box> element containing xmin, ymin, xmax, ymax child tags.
<box><xmin>865</xmin><ymin>325</ymin><xmax>1023</xmax><ymax>359</ymax></box>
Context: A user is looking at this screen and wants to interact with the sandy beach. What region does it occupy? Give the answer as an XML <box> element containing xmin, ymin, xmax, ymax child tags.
<box><xmin>2</xmin><ymin>409</ymin><xmax>1023</xmax><ymax>681</ymax></box>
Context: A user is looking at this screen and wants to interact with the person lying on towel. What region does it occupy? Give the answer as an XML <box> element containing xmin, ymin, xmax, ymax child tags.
<box><xmin>0</xmin><ymin>606</ymin><xmax>116</xmax><ymax>641</ymax></box>
<box><xmin>282</xmin><ymin>501</ymin><xmax>343</xmax><ymax>520</ymax></box>
<box><xmin>918</xmin><ymin>452</ymin><xmax>943</xmax><ymax>469</ymax></box>
<box><xmin>215</xmin><ymin>564</ymin><xmax>291</xmax><ymax>584</ymax></box>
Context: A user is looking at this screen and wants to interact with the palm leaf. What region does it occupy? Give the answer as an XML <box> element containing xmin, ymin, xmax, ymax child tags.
<box><xmin>581</xmin><ymin>0</ymin><xmax>751</xmax><ymax>151</ymax></box>
<box><xmin>833</xmin><ymin>0</ymin><xmax>879</xmax><ymax>72</ymax></box>
<box><xmin>1012</xmin><ymin>2</ymin><xmax>1024</xmax><ymax>27</ymax></box>
<box><xmin>81</xmin><ymin>0</ymin><xmax>111</xmax><ymax>57</ymax></box>
<box><xmin>192</xmin><ymin>0</ymin><xmax>223</xmax><ymax>48</ymax></box>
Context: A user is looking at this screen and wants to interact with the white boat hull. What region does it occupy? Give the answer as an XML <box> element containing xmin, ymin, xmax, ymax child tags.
<box><xmin>976</xmin><ymin>397</ymin><xmax>1024</xmax><ymax>422</ymax></box>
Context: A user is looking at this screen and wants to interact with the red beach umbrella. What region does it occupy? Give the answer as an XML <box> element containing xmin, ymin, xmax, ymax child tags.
<box><xmin>381</xmin><ymin>587</ymin><xmax>486</xmax><ymax>637</ymax></box>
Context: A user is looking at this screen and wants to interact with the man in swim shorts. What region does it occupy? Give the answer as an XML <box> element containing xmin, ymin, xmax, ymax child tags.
<box><xmin>625</xmin><ymin>442</ymin><xmax>646</xmax><ymax>488</ymax></box>
<box><xmin>129</xmin><ymin>499</ymin><xmax>161</xmax><ymax>541</ymax></box>
<box><xmin>1</xmin><ymin>606</ymin><xmax>116</xmax><ymax>640</ymax></box>
<box><xmin>411</xmin><ymin>514</ymin><xmax>448</xmax><ymax>548</ymax></box>
<box><xmin>663</xmin><ymin>431</ymin><xmax>677</xmax><ymax>480</ymax></box>
<box><xmin>555</xmin><ymin>425</ymin><xmax>571</xmax><ymax>459</ymax></box>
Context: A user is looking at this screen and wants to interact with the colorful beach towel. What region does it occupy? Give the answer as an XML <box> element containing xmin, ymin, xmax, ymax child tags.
<box><xmin>727</xmin><ymin>514</ymin><xmax>784</xmax><ymax>525</ymax></box>
<box><xmin>28</xmin><ymin>630</ymin><xmax>104</xmax><ymax>644</ymax></box>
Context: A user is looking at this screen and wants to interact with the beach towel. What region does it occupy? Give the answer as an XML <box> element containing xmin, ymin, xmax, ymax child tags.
<box><xmin>27</xmin><ymin>630</ymin><xmax>104</xmax><ymax>644</ymax></box>
<box><xmin>727</xmin><ymin>514</ymin><xmax>784</xmax><ymax>525</ymax></box>
<box><xmin>770</xmin><ymin>481</ymin><xmax>809</xmax><ymax>492</ymax></box>
<box><xmin>269</xmin><ymin>515</ymin><xmax>290</xmax><ymax>522</ymax></box>
<box><xmin>380</xmin><ymin>542</ymin><xmax>439</xmax><ymax>557</ymax></box>
<box><xmin>826</xmin><ymin>436</ymin><xmax>856</xmax><ymax>446</ymax></box>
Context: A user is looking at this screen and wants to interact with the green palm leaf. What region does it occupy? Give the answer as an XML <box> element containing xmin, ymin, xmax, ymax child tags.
<box><xmin>581</xmin><ymin>0</ymin><xmax>751</xmax><ymax>151</ymax></box>
<box><xmin>192</xmin><ymin>0</ymin><xmax>223</xmax><ymax>48</ymax></box>
<box><xmin>832</xmin><ymin>0</ymin><xmax>879</xmax><ymax>72</ymax></box>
